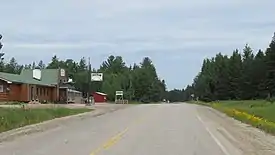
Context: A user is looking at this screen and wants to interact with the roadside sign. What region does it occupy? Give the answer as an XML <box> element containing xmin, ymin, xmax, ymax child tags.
<box><xmin>115</xmin><ymin>91</ymin><xmax>123</xmax><ymax>96</ymax></box>
<box><xmin>91</xmin><ymin>73</ymin><xmax>103</xmax><ymax>81</ymax></box>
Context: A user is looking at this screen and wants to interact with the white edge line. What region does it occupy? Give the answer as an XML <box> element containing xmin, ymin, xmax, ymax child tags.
<box><xmin>196</xmin><ymin>114</ymin><xmax>230</xmax><ymax>155</ymax></box>
<box><xmin>218</xmin><ymin>127</ymin><xmax>238</xmax><ymax>143</ymax></box>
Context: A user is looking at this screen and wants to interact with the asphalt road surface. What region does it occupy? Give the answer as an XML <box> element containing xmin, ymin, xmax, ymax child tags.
<box><xmin>1</xmin><ymin>103</ymin><xmax>275</xmax><ymax>155</ymax></box>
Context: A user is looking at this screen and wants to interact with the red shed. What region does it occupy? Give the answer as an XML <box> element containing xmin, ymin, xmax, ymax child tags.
<box><xmin>92</xmin><ymin>92</ymin><xmax>107</xmax><ymax>103</ymax></box>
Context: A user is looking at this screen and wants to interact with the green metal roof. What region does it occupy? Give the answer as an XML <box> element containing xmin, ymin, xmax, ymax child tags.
<box><xmin>0</xmin><ymin>72</ymin><xmax>24</xmax><ymax>83</ymax></box>
<box><xmin>0</xmin><ymin>69</ymin><xmax>60</xmax><ymax>86</ymax></box>
<box><xmin>20</xmin><ymin>69</ymin><xmax>59</xmax><ymax>85</ymax></box>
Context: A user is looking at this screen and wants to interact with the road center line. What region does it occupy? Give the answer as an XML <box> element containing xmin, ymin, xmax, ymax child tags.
<box><xmin>196</xmin><ymin>114</ymin><xmax>230</xmax><ymax>155</ymax></box>
<box><xmin>90</xmin><ymin>115</ymin><xmax>147</xmax><ymax>155</ymax></box>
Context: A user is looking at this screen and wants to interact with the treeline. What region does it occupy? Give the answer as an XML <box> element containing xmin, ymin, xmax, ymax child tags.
<box><xmin>185</xmin><ymin>33</ymin><xmax>275</xmax><ymax>102</ymax></box>
<box><xmin>0</xmin><ymin>55</ymin><xmax>166</xmax><ymax>102</ymax></box>
<box><xmin>163</xmin><ymin>85</ymin><xmax>194</xmax><ymax>102</ymax></box>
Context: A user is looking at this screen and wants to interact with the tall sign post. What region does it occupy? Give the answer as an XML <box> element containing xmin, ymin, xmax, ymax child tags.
<box><xmin>90</xmin><ymin>71</ymin><xmax>103</xmax><ymax>105</ymax></box>
<box><xmin>191</xmin><ymin>94</ymin><xmax>194</xmax><ymax>101</ymax></box>
<box><xmin>86</xmin><ymin>57</ymin><xmax>104</xmax><ymax>105</ymax></box>
<box><xmin>115</xmin><ymin>91</ymin><xmax>123</xmax><ymax>100</ymax></box>
<box><xmin>0</xmin><ymin>34</ymin><xmax>4</xmax><ymax>60</ymax></box>
<box><xmin>115</xmin><ymin>91</ymin><xmax>127</xmax><ymax>104</ymax></box>
<box><xmin>87</xmin><ymin>57</ymin><xmax>92</xmax><ymax>105</ymax></box>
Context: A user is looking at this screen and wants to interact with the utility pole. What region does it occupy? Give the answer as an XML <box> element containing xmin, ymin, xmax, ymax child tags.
<box><xmin>0</xmin><ymin>34</ymin><xmax>4</xmax><ymax>60</ymax></box>
<box><xmin>87</xmin><ymin>57</ymin><xmax>91</xmax><ymax>104</ymax></box>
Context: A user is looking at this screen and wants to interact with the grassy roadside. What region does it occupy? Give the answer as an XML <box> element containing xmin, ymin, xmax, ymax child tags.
<box><xmin>188</xmin><ymin>100</ymin><xmax>211</xmax><ymax>106</ymax></box>
<box><xmin>189</xmin><ymin>100</ymin><xmax>275</xmax><ymax>135</ymax></box>
<box><xmin>0</xmin><ymin>107</ymin><xmax>92</xmax><ymax>133</ymax></box>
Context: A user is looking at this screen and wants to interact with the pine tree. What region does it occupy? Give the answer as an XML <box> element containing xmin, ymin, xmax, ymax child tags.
<box><xmin>265</xmin><ymin>33</ymin><xmax>275</xmax><ymax>97</ymax></box>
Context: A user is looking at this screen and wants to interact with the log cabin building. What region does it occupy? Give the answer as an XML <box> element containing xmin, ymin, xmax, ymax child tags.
<box><xmin>0</xmin><ymin>68</ymin><xmax>82</xmax><ymax>103</ymax></box>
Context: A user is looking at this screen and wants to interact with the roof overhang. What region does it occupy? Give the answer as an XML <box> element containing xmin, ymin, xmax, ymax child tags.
<box><xmin>31</xmin><ymin>83</ymin><xmax>56</xmax><ymax>87</ymax></box>
<box><xmin>59</xmin><ymin>86</ymin><xmax>68</xmax><ymax>89</ymax></box>
<box><xmin>63</xmin><ymin>81</ymin><xmax>75</xmax><ymax>84</ymax></box>
<box><xmin>0</xmin><ymin>77</ymin><xmax>12</xmax><ymax>84</ymax></box>
<box><xmin>68</xmin><ymin>89</ymin><xmax>82</xmax><ymax>93</ymax></box>
<box><xmin>94</xmin><ymin>92</ymin><xmax>107</xmax><ymax>96</ymax></box>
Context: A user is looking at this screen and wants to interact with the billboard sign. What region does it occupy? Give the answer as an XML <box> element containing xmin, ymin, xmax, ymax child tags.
<box><xmin>91</xmin><ymin>73</ymin><xmax>103</xmax><ymax>81</ymax></box>
<box><xmin>115</xmin><ymin>91</ymin><xmax>123</xmax><ymax>96</ymax></box>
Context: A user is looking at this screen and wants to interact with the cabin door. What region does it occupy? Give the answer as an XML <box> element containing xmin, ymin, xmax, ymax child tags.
<box><xmin>30</xmin><ymin>85</ymin><xmax>35</xmax><ymax>101</ymax></box>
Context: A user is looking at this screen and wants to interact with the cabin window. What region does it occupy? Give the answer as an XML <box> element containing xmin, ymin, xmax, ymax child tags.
<box><xmin>0</xmin><ymin>85</ymin><xmax>3</xmax><ymax>92</ymax></box>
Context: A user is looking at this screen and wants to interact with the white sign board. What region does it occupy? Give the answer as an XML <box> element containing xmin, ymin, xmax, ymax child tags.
<box><xmin>68</xmin><ymin>78</ymin><xmax>73</xmax><ymax>83</ymax></box>
<box><xmin>60</xmin><ymin>69</ymin><xmax>65</xmax><ymax>77</ymax></box>
<box><xmin>91</xmin><ymin>73</ymin><xmax>103</xmax><ymax>81</ymax></box>
<box><xmin>33</xmin><ymin>69</ymin><xmax>41</xmax><ymax>80</ymax></box>
<box><xmin>115</xmin><ymin>91</ymin><xmax>123</xmax><ymax>96</ymax></box>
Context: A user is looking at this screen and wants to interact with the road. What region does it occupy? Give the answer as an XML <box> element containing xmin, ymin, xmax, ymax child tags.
<box><xmin>1</xmin><ymin>103</ymin><xmax>275</xmax><ymax>155</ymax></box>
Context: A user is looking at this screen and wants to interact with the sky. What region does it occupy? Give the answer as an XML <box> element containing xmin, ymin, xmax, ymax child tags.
<box><xmin>1</xmin><ymin>0</ymin><xmax>275</xmax><ymax>90</ymax></box>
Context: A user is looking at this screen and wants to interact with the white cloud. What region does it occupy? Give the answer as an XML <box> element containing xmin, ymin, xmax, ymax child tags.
<box><xmin>1</xmin><ymin>0</ymin><xmax>275</xmax><ymax>89</ymax></box>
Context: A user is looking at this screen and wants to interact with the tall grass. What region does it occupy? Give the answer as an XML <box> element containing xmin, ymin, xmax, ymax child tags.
<box><xmin>217</xmin><ymin>100</ymin><xmax>275</xmax><ymax>122</ymax></box>
<box><xmin>0</xmin><ymin>107</ymin><xmax>91</xmax><ymax>133</ymax></box>
<box><xmin>212</xmin><ymin>100</ymin><xmax>275</xmax><ymax>135</ymax></box>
